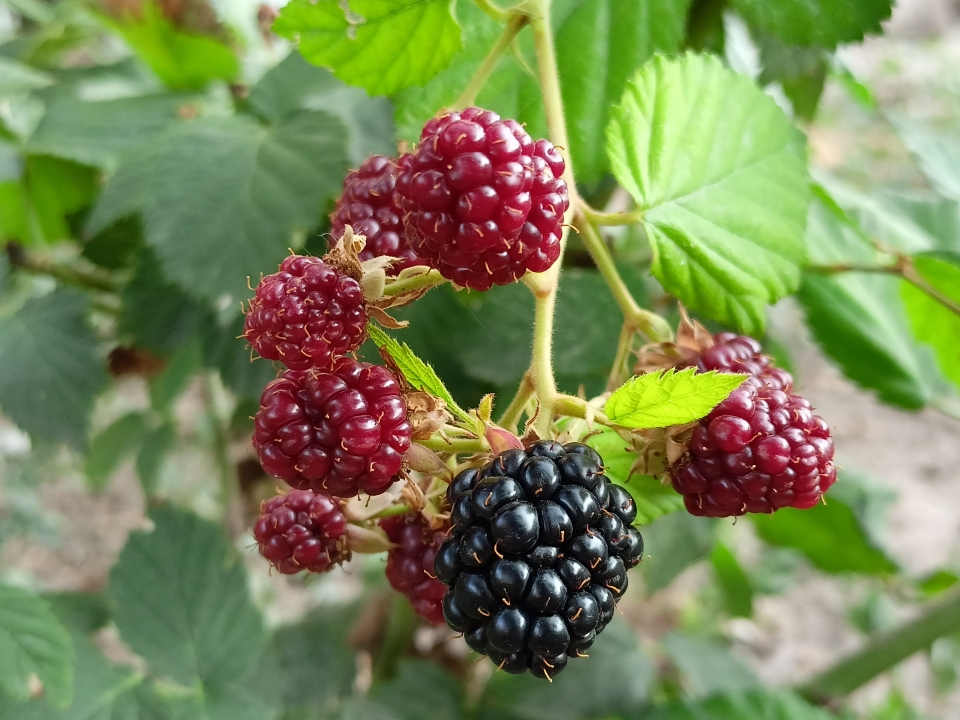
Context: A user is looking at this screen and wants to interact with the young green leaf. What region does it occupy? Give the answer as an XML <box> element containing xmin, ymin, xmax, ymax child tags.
<box><xmin>0</xmin><ymin>289</ymin><xmax>109</xmax><ymax>449</ymax></box>
<box><xmin>605</xmin><ymin>368</ymin><xmax>747</xmax><ymax>429</ymax></box>
<box><xmin>0</xmin><ymin>584</ymin><xmax>74</xmax><ymax>707</ymax></box>
<box><xmin>274</xmin><ymin>0</ymin><xmax>462</xmax><ymax>96</ymax></box>
<box><xmin>732</xmin><ymin>0</ymin><xmax>892</xmax><ymax>48</ymax></box>
<box><xmin>607</xmin><ymin>53</ymin><xmax>809</xmax><ymax>334</ymax></box>
<box><xmin>901</xmin><ymin>252</ymin><xmax>960</xmax><ymax>391</ymax></box>
<box><xmin>367</xmin><ymin>324</ymin><xmax>471</xmax><ymax>425</ymax></box>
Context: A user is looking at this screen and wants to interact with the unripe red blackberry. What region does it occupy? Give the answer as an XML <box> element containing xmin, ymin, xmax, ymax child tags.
<box><xmin>395</xmin><ymin>107</ymin><xmax>569</xmax><ymax>291</ymax></box>
<box><xmin>253</xmin><ymin>489</ymin><xmax>348</xmax><ymax>574</ymax></box>
<box><xmin>670</xmin><ymin>378</ymin><xmax>837</xmax><ymax>517</ymax></box>
<box><xmin>243</xmin><ymin>255</ymin><xmax>367</xmax><ymax>371</ymax></box>
<box><xmin>254</xmin><ymin>358</ymin><xmax>412</xmax><ymax>497</ymax></box>
<box><xmin>330</xmin><ymin>155</ymin><xmax>424</xmax><ymax>274</ymax></box>
<box><xmin>435</xmin><ymin>441</ymin><xmax>642</xmax><ymax>680</ymax></box>
<box><xmin>380</xmin><ymin>513</ymin><xmax>449</xmax><ymax>625</ymax></box>
<box><xmin>682</xmin><ymin>332</ymin><xmax>793</xmax><ymax>391</ymax></box>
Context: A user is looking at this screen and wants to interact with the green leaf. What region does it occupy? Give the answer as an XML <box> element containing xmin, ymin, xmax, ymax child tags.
<box><xmin>274</xmin><ymin>0</ymin><xmax>462</xmax><ymax>96</ymax></box>
<box><xmin>639</xmin><ymin>689</ymin><xmax>836</xmax><ymax>720</ymax></box>
<box><xmin>0</xmin><ymin>289</ymin><xmax>108</xmax><ymax>448</ymax></box>
<box><xmin>477</xmin><ymin>617</ymin><xmax>653</xmax><ymax>720</ymax></box>
<box><xmin>919</xmin><ymin>571</ymin><xmax>959</xmax><ymax>598</ymax></box>
<box><xmin>88</xmin><ymin>112</ymin><xmax>349</xmax><ymax>304</ymax></box>
<box><xmin>757</xmin><ymin>36</ymin><xmax>828</xmax><ymax>121</ymax></box>
<box><xmin>98</xmin><ymin>2</ymin><xmax>238</xmax><ymax>91</ymax></box>
<box><xmin>661</xmin><ymin>633</ymin><xmax>760</xmax><ymax>696</ymax></box>
<box><xmin>369</xmin><ymin>661</ymin><xmax>464</xmax><ymax>720</ymax></box>
<box><xmin>42</xmin><ymin>592</ymin><xmax>111</xmax><ymax>635</ymax></box>
<box><xmin>0</xmin><ymin>584</ymin><xmax>74</xmax><ymax>706</ymax></box>
<box><xmin>85</xmin><ymin>412</ymin><xmax>149</xmax><ymax>491</ymax></box>
<box><xmin>732</xmin><ymin>0</ymin><xmax>892</xmax><ymax>47</ymax></box>
<box><xmin>366</xmin><ymin>323</ymin><xmax>471</xmax><ymax>424</ymax></box>
<box><xmin>555</xmin><ymin>0</ymin><xmax>691</xmax><ymax>184</ymax></box>
<box><xmin>750</xmin><ymin>477</ymin><xmax>898</xmax><ymax>576</ymax></box>
<box><xmin>0</xmin><ymin>57</ymin><xmax>52</xmax><ymax>98</ymax></box>
<box><xmin>640</xmin><ymin>512</ymin><xmax>716</xmax><ymax>592</ymax></box>
<box><xmin>248</xmin><ymin>51</ymin><xmax>395</xmax><ymax>166</ymax></box>
<box><xmin>893</xmin><ymin>120</ymin><xmax>960</xmax><ymax>202</ymax></box>
<box><xmin>607</xmin><ymin>53</ymin><xmax>809</xmax><ymax>334</ymax></box>
<box><xmin>28</xmin><ymin>94</ymin><xmax>190</xmax><ymax>172</ymax></box>
<box><xmin>711</xmin><ymin>543</ymin><xmax>754</xmax><ymax>617</ymax></box>
<box><xmin>901</xmin><ymin>253</ymin><xmax>960</xmax><ymax>391</ymax></box>
<box><xmin>109</xmin><ymin>506</ymin><xmax>269</xmax><ymax>689</ymax></box>
<box><xmin>149</xmin><ymin>339</ymin><xmax>202</xmax><ymax>413</ymax></box>
<box><xmin>606</xmin><ymin>367</ymin><xmax>747</xmax><ymax>429</ymax></box>
<box><xmin>798</xmin><ymin>195</ymin><xmax>939</xmax><ymax>409</ymax></box>
<box><xmin>202</xmin><ymin>314</ymin><xmax>280</xmax><ymax>402</ymax></box>
<box><xmin>136</xmin><ymin>422</ymin><xmax>176</xmax><ymax>495</ymax></box>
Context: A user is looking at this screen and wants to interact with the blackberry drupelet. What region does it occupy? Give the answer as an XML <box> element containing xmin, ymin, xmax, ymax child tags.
<box><xmin>435</xmin><ymin>441</ymin><xmax>643</xmax><ymax>680</ymax></box>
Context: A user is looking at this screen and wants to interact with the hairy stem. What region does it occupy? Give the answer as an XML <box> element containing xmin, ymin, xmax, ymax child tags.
<box><xmin>607</xmin><ymin>322</ymin><xmax>637</xmax><ymax>391</ymax></box>
<box><xmin>382</xmin><ymin>268</ymin><xmax>447</xmax><ymax>297</ymax></box>
<box><xmin>798</xmin><ymin>589</ymin><xmax>960</xmax><ymax>704</ymax></box>
<box><xmin>554</xmin><ymin>394</ymin><xmax>610</xmax><ymax>424</ymax></box>
<box><xmin>580</xmin><ymin>204</ymin><xmax>645</xmax><ymax>227</ymax></box>
<box><xmin>498</xmin><ymin>372</ymin><xmax>536</xmax><ymax>433</ymax></box>
<box><xmin>453</xmin><ymin>13</ymin><xmax>528</xmax><ymax>110</ymax></box>
<box><xmin>576</xmin><ymin>212</ymin><xmax>673</xmax><ymax>342</ymax></box>
<box><xmin>473</xmin><ymin>0</ymin><xmax>509</xmax><ymax>23</ymax></box>
<box><xmin>416</xmin><ymin>435</ymin><xmax>488</xmax><ymax>454</ymax></box>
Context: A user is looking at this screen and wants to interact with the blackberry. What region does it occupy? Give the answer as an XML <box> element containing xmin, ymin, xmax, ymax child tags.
<box><xmin>395</xmin><ymin>107</ymin><xmax>569</xmax><ymax>291</ymax></box>
<box><xmin>253</xmin><ymin>489</ymin><xmax>348</xmax><ymax>574</ymax></box>
<box><xmin>436</xmin><ymin>440</ymin><xmax>643</xmax><ymax>679</ymax></box>
<box><xmin>254</xmin><ymin>358</ymin><xmax>412</xmax><ymax>497</ymax></box>
<box><xmin>380</xmin><ymin>513</ymin><xmax>448</xmax><ymax>625</ymax></box>
<box><xmin>670</xmin><ymin>378</ymin><xmax>837</xmax><ymax>517</ymax></box>
<box><xmin>682</xmin><ymin>332</ymin><xmax>794</xmax><ymax>391</ymax></box>
<box><xmin>330</xmin><ymin>155</ymin><xmax>424</xmax><ymax>274</ymax></box>
<box><xmin>243</xmin><ymin>254</ymin><xmax>367</xmax><ymax>371</ymax></box>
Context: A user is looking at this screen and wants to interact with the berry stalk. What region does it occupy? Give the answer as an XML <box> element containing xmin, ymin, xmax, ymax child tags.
<box><xmin>453</xmin><ymin>13</ymin><xmax>528</xmax><ymax>110</ymax></box>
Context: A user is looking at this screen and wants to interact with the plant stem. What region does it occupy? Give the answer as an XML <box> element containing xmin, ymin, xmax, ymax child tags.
<box><xmin>798</xmin><ymin>589</ymin><xmax>960</xmax><ymax>704</ymax></box>
<box><xmin>554</xmin><ymin>394</ymin><xmax>610</xmax><ymax>424</ymax></box>
<box><xmin>369</xmin><ymin>503</ymin><xmax>413</xmax><ymax>520</ymax></box>
<box><xmin>498</xmin><ymin>372</ymin><xmax>536</xmax><ymax>432</ymax></box>
<box><xmin>607</xmin><ymin>322</ymin><xmax>637</xmax><ymax>391</ymax></box>
<box><xmin>382</xmin><ymin>268</ymin><xmax>447</xmax><ymax>297</ymax></box>
<box><xmin>576</xmin><ymin>212</ymin><xmax>673</xmax><ymax>342</ymax></box>
<box><xmin>473</xmin><ymin>0</ymin><xmax>509</xmax><ymax>23</ymax></box>
<box><xmin>416</xmin><ymin>435</ymin><xmax>488</xmax><ymax>454</ymax></box>
<box><xmin>202</xmin><ymin>373</ymin><xmax>244</xmax><ymax>539</ymax></box>
<box><xmin>901</xmin><ymin>262</ymin><xmax>960</xmax><ymax>318</ymax></box>
<box><xmin>530</xmin><ymin>289</ymin><xmax>559</xmax><ymax>435</ymax></box>
<box><xmin>8</xmin><ymin>245</ymin><xmax>118</xmax><ymax>293</ymax></box>
<box><xmin>580</xmin><ymin>204</ymin><xmax>645</xmax><ymax>227</ymax></box>
<box><xmin>453</xmin><ymin>13</ymin><xmax>528</xmax><ymax>110</ymax></box>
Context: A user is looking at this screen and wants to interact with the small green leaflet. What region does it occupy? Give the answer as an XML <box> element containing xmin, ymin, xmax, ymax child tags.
<box><xmin>273</xmin><ymin>0</ymin><xmax>462</xmax><ymax>96</ymax></box>
<box><xmin>605</xmin><ymin>368</ymin><xmax>747</xmax><ymax>429</ymax></box>
<box><xmin>367</xmin><ymin>324</ymin><xmax>471</xmax><ymax>425</ymax></box>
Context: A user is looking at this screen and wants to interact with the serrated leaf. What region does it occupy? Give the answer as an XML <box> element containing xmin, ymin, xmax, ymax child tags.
<box><xmin>367</xmin><ymin>324</ymin><xmax>470</xmax><ymax>424</ymax></box>
<box><xmin>28</xmin><ymin>94</ymin><xmax>189</xmax><ymax>172</ymax></box>
<box><xmin>661</xmin><ymin>633</ymin><xmax>759</xmax><ymax>697</ymax></box>
<box><xmin>607</xmin><ymin>53</ymin><xmax>809</xmax><ymax>334</ymax></box>
<box><xmin>0</xmin><ymin>289</ymin><xmax>108</xmax><ymax>448</ymax></box>
<box><xmin>369</xmin><ymin>661</ymin><xmax>464</xmax><ymax>720</ymax></box>
<box><xmin>88</xmin><ymin>112</ymin><xmax>349</xmax><ymax>304</ymax></box>
<box><xmin>732</xmin><ymin>0</ymin><xmax>892</xmax><ymax>47</ymax></box>
<box><xmin>109</xmin><ymin>506</ymin><xmax>268</xmax><ymax>689</ymax></box>
<box><xmin>0</xmin><ymin>57</ymin><xmax>53</xmax><ymax>98</ymax></box>
<box><xmin>638</xmin><ymin>689</ymin><xmax>835</xmax><ymax>720</ymax></box>
<box><xmin>0</xmin><ymin>584</ymin><xmax>74</xmax><ymax>706</ymax></box>
<box><xmin>893</xmin><ymin>119</ymin><xmax>960</xmax><ymax>202</ymax></box>
<box><xmin>274</xmin><ymin>0</ymin><xmax>462</xmax><ymax>96</ymax></box>
<box><xmin>85</xmin><ymin>412</ymin><xmax>149</xmax><ymax>490</ymax></box>
<box><xmin>136</xmin><ymin>422</ymin><xmax>176</xmax><ymax>495</ymax></box>
<box><xmin>640</xmin><ymin>512</ymin><xmax>716</xmax><ymax>592</ymax></box>
<box><xmin>606</xmin><ymin>368</ymin><xmax>747</xmax><ymax>429</ymax></box>
<box><xmin>902</xmin><ymin>252</ymin><xmax>960</xmax><ymax>391</ymax></box>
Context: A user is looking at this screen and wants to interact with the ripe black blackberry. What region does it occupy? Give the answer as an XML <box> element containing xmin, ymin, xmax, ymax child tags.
<box><xmin>435</xmin><ymin>441</ymin><xmax>642</xmax><ymax>680</ymax></box>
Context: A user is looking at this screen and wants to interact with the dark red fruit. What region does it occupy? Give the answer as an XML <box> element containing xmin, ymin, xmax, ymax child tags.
<box><xmin>254</xmin><ymin>358</ymin><xmax>412</xmax><ymax>497</ymax></box>
<box><xmin>330</xmin><ymin>155</ymin><xmax>424</xmax><ymax>274</ymax></box>
<box><xmin>243</xmin><ymin>254</ymin><xmax>366</xmax><ymax>371</ymax></box>
<box><xmin>395</xmin><ymin>107</ymin><xmax>569</xmax><ymax>291</ymax></box>
<box><xmin>670</xmin><ymin>378</ymin><xmax>837</xmax><ymax>517</ymax></box>
<box><xmin>380</xmin><ymin>513</ymin><xmax>449</xmax><ymax>625</ymax></box>
<box><xmin>683</xmin><ymin>332</ymin><xmax>793</xmax><ymax>391</ymax></box>
<box><xmin>254</xmin><ymin>489</ymin><xmax>348</xmax><ymax>574</ymax></box>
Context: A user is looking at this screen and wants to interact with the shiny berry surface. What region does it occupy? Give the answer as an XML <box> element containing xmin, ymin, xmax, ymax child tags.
<box><xmin>253</xmin><ymin>489</ymin><xmax>348</xmax><ymax>574</ymax></box>
<box><xmin>243</xmin><ymin>255</ymin><xmax>366</xmax><ymax>371</ymax></box>
<box><xmin>436</xmin><ymin>440</ymin><xmax>641</xmax><ymax>679</ymax></box>
<box><xmin>395</xmin><ymin>107</ymin><xmax>569</xmax><ymax>291</ymax></box>
<box><xmin>254</xmin><ymin>358</ymin><xmax>412</xmax><ymax>497</ymax></box>
<box><xmin>684</xmin><ymin>332</ymin><xmax>794</xmax><ymax>391</ymax></box>
<box><xmin>330</xmin><ymin>155</ymin><xmax>424</xmax><ymax>273</ymax></box>
<box><xmin>380</xmin><ymin>513</ymin><xmax>448</xmax><ymax>625</ymax></box>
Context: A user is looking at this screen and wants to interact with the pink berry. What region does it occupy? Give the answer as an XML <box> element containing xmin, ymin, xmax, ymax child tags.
<box><xmin>380</xmin><ymin>513</ymin><xmax>449</xmax><ymax>625</ymax></box>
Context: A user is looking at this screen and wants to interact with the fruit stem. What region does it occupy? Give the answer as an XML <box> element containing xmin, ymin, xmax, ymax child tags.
<box><xmin>381</xmin><ymin>267</ymin><xmax>447</xmax><ymax>297</ymax></box>
<box><xmin>576</xmin><ymin>211</ymin><xmax>673</xmax><ymax>342</ymax></box>
<box><xmin>201</xmin><ymin>373</ymin><xmax>244</xmax><ymax>540</ymax></box>
<box><xmin>416</xmin><ymin>435</ymin><xmax>489</xmax><ymax>454</ymax></box>
<box><xmin>607</xmin><ymin>322</ymin><xmax>638</xmax><ymax>391</ymax></box>
<box><xmin>473</xmin><ymin>0</ymin><xmax>510</xmax><ymax>23</ymax></box>
<box><xmin>368</xmin><ymin>503</ymin><xmax>413</xmax><ymax>520</ymax></box>
<box><xmin>498</xmin><ymin>372</ymin><xmax>536</xmax><ymax>433</ymax></box>
<box><xmin>453</xmin><ymin>13</ymin><xmax>528</xmax><ymax>111</ymax></box>
<box><xmin>554</xmin><ymin>394</ymin><xmax>610</xmax><ymax>424</ymax></box>
<box><xmin>580</xmin><ymin>204</ymin><xmax>645</xmax><ymax>227</ymax></box>
<box><xmin>798</xmin><ymin>588</ymin><xmax>960</xmax><ymax>704</ymax></box>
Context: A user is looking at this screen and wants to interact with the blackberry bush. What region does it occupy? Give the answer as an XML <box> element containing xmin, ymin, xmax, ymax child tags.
<box><xmin>395</xmin><ymin>107</ymin><xmax>569</xmax><ymax>291</ymax></box>
<box><xmin>435</xmin><ymin>441</ymin><xmax>643</xmax><ymax>680</ymax></box>
<box><xmin>254</xmin><ymin>489</ymin><xmax>349</xmax><ymax>574</ymax></box>
<box><xmin>380</xmin><ymin>513</ymin><xmax>449</xmax><ymax>625</ymax></box>
<box><xmin>253</xmin><ymin>358</ymin><xmax>412</xmax><ymax>497</ymax></box>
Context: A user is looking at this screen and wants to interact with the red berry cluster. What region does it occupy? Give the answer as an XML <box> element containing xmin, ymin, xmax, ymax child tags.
<box><xmin>254</xmin><ymin>489</ymin><xmax>348</xmax><ymax>574</ymax></box>
<box><xmin>380</xmin><ymin>513</ymin><xmax>449</xmax><ymax>625</ymax></box>
<box><xmin>330</xmin><ymin>107</ymin><xmax>567</xmax><ymax>291</ymax></box>
<box><xmin>669</xmin><ymin>333</ymin><xmax>836</xmax><ymax>517</ymax></box>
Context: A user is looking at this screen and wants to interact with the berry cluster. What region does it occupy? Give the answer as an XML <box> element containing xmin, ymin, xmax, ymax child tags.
<box><xmin>330</xmin><ymin>155</ymin><xmax>423</xmax><ymax>273</ymax></box>
<box><xmin>254</xmin><ymin>489</ymin><xmax>348</xmax><ymax>574</ymax></box>
<box><xmin>243</xmin><ymin>254</ymin><xmax>367</xmax><ymax>372</ymax></box>
<box><xmin>380</xmin><ymin>513</ymin><xmax>449</xmax><ymax>625</ymax></box>
<box><xmin>435</xmin><ymin>441</ymin><xmax>642</xmax><ymax>680</ymax></box>
<box><xmin>254</xmin><ymin>357</ymin><xmax>412</xmax><ymax>497</ymax></box>
<box><xmin>669</xmin><ymin>332</ymin><xmax>836</xmax><ymax>517</ymax></box>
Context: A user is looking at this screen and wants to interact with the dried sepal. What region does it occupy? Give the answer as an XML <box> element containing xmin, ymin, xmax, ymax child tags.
<box><xmin>345</xmin><ymin>523</ymin><xmax>395</xmax><ymax>554</ymax></box>
<box><xmin>400</xmin><ymin>475</ymin><xmax>427</xmax><ymax>512</ymax></box>
<box><xmin>404</xmin><ymin>443</ymin><xmax>447</xmax><ymax>474</ymax></box>
<box><xmin>325</xmin><ymin>225</ymin><xmax>365</xmax><ymax>281</ymax></box>
<box><xmin>633</xmin><ymin>305</ymin><xmax>714</xmax><ymax>375</ymax></box>
<box><xmin>405</xmin><ymin>391</ymin><xmax>452</xmax><ymax>440</ymax></box>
